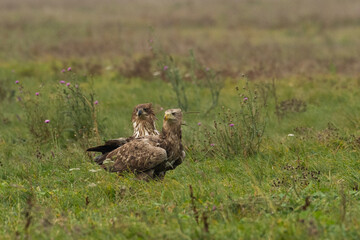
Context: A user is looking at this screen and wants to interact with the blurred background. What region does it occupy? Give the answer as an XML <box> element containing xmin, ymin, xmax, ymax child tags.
<box><xmin>1</xmin><ymin>0</ymin><xmax>360</xmax><ymax>79</ymax></box>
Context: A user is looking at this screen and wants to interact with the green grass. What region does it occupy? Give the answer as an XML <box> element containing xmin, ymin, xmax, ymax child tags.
<box><xmin>1</xmin><ymin>0</ymin><xmax>360</xmax><ymax>239</ymax></box>
<box><xmin>1</xmin><ymin>64</ymin><xmax>360</xmax><ymax>239</ymax></box>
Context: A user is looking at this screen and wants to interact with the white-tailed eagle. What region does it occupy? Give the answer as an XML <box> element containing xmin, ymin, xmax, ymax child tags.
<box><xmin>101</xmin><ymin>109</ymin><xmax>184</xmax><ymax>180</ymax></box>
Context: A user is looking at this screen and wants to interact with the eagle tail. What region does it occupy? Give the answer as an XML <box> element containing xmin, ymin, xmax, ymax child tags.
<box><xmin>86</xmin><ymin>138</ymin><xmax>128</xmax><ymax>154</ymax></box>
<box><xmin>86</xmin><ymin>145</ymin><xmax>115</xmax><ymax>154</ymax></box>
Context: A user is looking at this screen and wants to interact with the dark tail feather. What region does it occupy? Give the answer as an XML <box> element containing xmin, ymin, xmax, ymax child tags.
<box><xmin>86</xmin><ymin>138</ymin><xmax>128</xmax><ymax>154</ymax></box>
<box><xmin>87</xmin><ymin>145</ymin><xmax>115</xmax><ymax>154</ymax></box>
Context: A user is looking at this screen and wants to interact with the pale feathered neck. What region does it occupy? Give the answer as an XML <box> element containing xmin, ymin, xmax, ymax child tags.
<box><xmin>132</xmin><ymin>117</ymin><xmax>159</xmax><ymax>138</ymax></box>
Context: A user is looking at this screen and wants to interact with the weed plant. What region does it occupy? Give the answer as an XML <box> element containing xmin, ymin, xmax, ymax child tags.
<box><xmin>276</xmin><ymin>98</ymin><xmax>307</xmax><ymax>119</ymax></box>
<box><xmin>151</xmin><ymin>37</ymin><xmax>224</xmax><ymax>113</ymax></box>
<box><xmin>189</xmin><ymin>50</ymin><xmax>224</xmax><ymax>114</ymax></box>
<box><xmin>60</xmin><ymin>82</ymin><xmax>100</xmax><ymax>143</ymax></box>
<box><xmin>199</xmin><ymin>79</ymin><xmax>267</xmax><ymax>158</ymax></box>
<box><xmin>16</xmin><ymin>82</ymin><xmax>65</xmax><ymax>144</ymax></box>
<box><xmin>16</xmin><ymin>70</ymin><xmax>101</xmax><ymax>146</ymax></box>
<box><xmin>158</xmin><ymin>55</ymin><xmax>189</xmax><ymax>111</ymax></box>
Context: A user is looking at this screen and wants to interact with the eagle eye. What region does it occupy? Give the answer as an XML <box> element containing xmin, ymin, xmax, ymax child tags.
<box><xmin>144</xmin><ymin>108</ymin><xmax>148</xmax><ymax>112</ymax></box>
<box><xmin>172</xmin><ymin>112</ymin><xmax>176</xmax><ymax>116</ymax></box>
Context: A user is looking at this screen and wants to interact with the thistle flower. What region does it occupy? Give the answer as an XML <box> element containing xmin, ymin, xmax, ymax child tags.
<box><xmin>94</xmin><ymin>100</ymin><xmax>99</xmax><ymax>105</ymax></box>
<box><xmin>163</xmin><ymin>66</ymin><xmax>168</xmax><ymax>71</ymax></box>
<box><xmin>243</xmin><ymin>97</ymin><xmax>248</xmax><ymax>101</ymax></box>
<box><xmin>229</xmin><ymin>123</ymin><xmax>234</xmax><ymax>127</ymax></box>
<box><xmin>59</xmin><ymin>80</ymin><xmax>65</xmax><ymax>84</ymax></box>
<box><xmin>67</xmin><ymin>67</ymin><xmax>72</xmax><ymax>71</ymax></box>
<box><xmin>61</xmin><ymin>69</ymin><xmax>66</xmax><ymax>73</ymax></box>
<box><xmin>66</xmin><ymin>82</ymin><xmax>70</xmax><ymax>86</ymax></box>
<box><xmin>198</xmin><ymin>122</ymin><xmax>202</xmax><ymax>126</ymax></box>
<box><xmin>210</xmin><ymin>143</ymin><xmax>215</xmax><ymax>147</ymax></box>
<box><xmin>35</xmin><ymin>92</ymin><xmax>39</xmax><ymax>96</ymax></box>
<box><xmin>15</xmin><ymin>80</ymin><xmax>19</xmax><ymax>84</ymax></box>
<box><xmin>44</xmin><ymin>119</ymin><xmax>50</xmax><ymax>123</ymax></box>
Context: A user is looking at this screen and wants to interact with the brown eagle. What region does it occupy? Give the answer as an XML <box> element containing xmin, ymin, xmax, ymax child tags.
<box><xmin>103</xmin><ymin>109</ymin><xmax>184</xmax><ymax>180</ymax></box>
<box><xmin>87</xmin><ymin>103</ymin><xmax>159</xmax><ymax>164</ymax></box>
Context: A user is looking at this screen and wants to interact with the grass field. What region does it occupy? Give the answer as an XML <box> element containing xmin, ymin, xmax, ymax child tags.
<box><xmin>1</xmin><ymin>0</ymin><xmax>360</xmax><ymax>239</ymax></box>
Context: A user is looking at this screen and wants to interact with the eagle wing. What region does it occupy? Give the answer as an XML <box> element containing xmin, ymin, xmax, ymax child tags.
<box><xmin>87</xmin><ymin>137</ymin><xmax>133</xmax><ymax>165</ymax></box>
<box><xmin>86</xmin><ymin>138</ymin><xmax>129</xmax><ymax>154</ymax></box>
<box><xmin>106</xmin><ymin>137</ymin><xmax>167</xmax><ymax>173</ymax></box>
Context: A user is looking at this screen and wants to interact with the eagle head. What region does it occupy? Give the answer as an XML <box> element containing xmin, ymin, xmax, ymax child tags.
<box><xmin>164</xmin><ymin>109</ymin><xmax>182</xmax><ymax>124</ymax></box>
<box><xmin>132</xmin><ymin>103</ymin><xmax>159</xmax><ymax>137</ymax></box>
<box><xmin>132</xmin><ymin>103</ymin><xmax>155</xmax><ymax>121</ymax></box>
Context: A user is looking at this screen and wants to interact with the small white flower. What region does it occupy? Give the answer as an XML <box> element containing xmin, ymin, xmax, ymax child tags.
<box><xmin>103</xmin><ymin>159</ymin><xmax>114</xmax><ymax>165</ymax></box>
<box><xmin>89</xmin><ymin>169</ymin><xmax>101</xmax><ymax>173</ymax></box>
<box><xmin>287</xmin><ymin>134</ymin><xmax>295</xmax><ymax>137</ymax></box>
<box><xmin>88</xmin><ymin>183</ymin><xmax>97</xmax><ymax>187</ymax></box>
<box><xmin>153</xmin><ymin>71</ymin><xmax>161</xmax><ymax>77</ymax></box>
<box><xmin>69</xmin><ymin>168</ymin><xmax>80</xmax><ymax>171</ymax></box>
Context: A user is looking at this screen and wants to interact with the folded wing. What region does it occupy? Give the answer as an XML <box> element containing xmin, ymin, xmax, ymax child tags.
<box><xmin>106</xmin><ymin>138</ymin><xmax>167</xmax><ymax>173</ymax></box>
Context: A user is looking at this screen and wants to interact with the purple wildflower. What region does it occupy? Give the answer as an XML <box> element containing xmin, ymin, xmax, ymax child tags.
<box><xmin>229</xmin><ymin>123</ymin><xmax>234</xmax><ymax>127</ymax></box>
<box><xmin>61</xmin><ymin>69</ymin><xmax>66</xmax><ymax>73</ymax></box>
<box><xmin>44</xmin><ymin>119</ymin><xmax>50</xmax><ymax>124</ymax></box>
<box><xmin>67</xmin><ymin>67</ymin><xmax>71</xmax><ymax>71</ymax></box>
<box><xmin>35</xmin><ymin>92</ymin><xmax>39</xmax><ymax>96</ymax></box>
<box><xmin>210</xmin><ymin>143</ymin><xmax>215</xmax><ymax>147</ymax></box>
<box><xmin>15</xmin><ymin>80</ymin><xmax>19</xmax><ymax>84</ymax></box>
<box><xmin>198</xmin><ymin>122</ymin><xmax>202</xmax><ymax>126</ymax></box>
<box><xmin>212</xmin><ymin>205</ymin><xmax>217</xmax><ymax>211</ymax></box>
<box><xmin>243</xmin><ymin>97</ymin><xmax>248</xmax><ymax>101</ymax></box>
<box><xmin>94</xmin><ymin>100</ymin><xmax>99</xmax><ymax>105</ymax></box>
<box><xmin>163</xmin><ymin>66</ymin><xmax>168</xmax><ymax>71</ymax></box>
<box><xmin>59</xmin><ymin>80</ymin><xmax>65</xmax><ymax>84</ymax></box>
<box><xmin>66</xmin><ymin>82</ymin><xmax>70</xmax><ymax>86</ymax></box>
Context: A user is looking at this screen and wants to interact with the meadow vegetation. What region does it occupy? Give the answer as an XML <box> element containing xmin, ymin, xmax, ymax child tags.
<box><xmin>1</xmin><ymin>0</ymin><xmax>360</xmax><ymax>239</ymax></box>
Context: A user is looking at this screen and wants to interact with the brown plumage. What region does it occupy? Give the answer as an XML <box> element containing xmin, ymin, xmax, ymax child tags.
<box><xmin>104</xmin><ymin>109</ymin><xmax>184</xmax><ymax>180</ymax></box>
<box><xmin>86</xmin><ymin>103</ymin><xmax>159</xmax><ymax>164</ymax></box>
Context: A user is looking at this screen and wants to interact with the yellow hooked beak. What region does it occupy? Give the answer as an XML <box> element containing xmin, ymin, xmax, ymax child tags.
<box><xmin>164</xmin><ymin>113</ymin><xmax>175</xmax><ymax>121</ymax></box>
